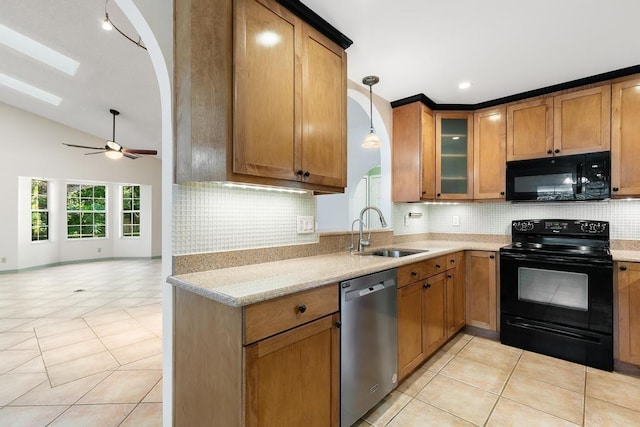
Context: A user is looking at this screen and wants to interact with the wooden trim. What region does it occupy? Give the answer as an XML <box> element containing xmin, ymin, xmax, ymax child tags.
<box><xmin>275</xmin><ymin>0</ymin><xmax>353</xmax><ymax>48</ymax></box>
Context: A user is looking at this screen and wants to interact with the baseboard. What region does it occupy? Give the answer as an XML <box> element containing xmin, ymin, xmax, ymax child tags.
<box><xmin>0</xmin><ymin>256</ymin><xmax>161</xmax><ymax>274</ymax></box>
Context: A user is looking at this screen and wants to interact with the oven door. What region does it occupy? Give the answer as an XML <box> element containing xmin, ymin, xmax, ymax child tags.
<box><xmin>500</xmin><ymin>251</ymin><xmax>612</xmax><ymax>333</ymax></box>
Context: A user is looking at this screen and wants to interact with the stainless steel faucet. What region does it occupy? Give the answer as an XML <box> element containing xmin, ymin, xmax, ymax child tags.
<box><xmin>351</xmin><ymin>206</ymin><xmax>388</xmax><ymax>253</ymax></box>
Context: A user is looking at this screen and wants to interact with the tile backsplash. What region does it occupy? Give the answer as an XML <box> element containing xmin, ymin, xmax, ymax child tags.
<box><xmin>173</xmin><ymin>183</ymin><xmax>317</xmax><ymax>255</ymax></box>
<box><xmin>399</xmin><ymin>200</ymin><xmax>640</xmax><ymax>240</ymax></box>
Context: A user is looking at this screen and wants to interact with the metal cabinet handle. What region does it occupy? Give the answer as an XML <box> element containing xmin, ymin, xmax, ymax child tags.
<box><xmin>489</xmin><ymin>255</ymin><xmax>495</xmax><ymax>259</ymax></box>
<box><xmin>500</xmin><ymin>191</ymin><xmax>505</xmax><ymax>196</ymax></box>
<box><xmin>423</xmin><ymin>283</ymin><xmax>431</xmax><ymax>289</ymax></box>
<box><xmin>297</xmin><ymin>304</ymin><xmax>307</xmax><ymax>313</ymax></box>
<box><xmin>612</xmin><ymin>187</ymin><xmax>619</xmax><ymax>192</ymax></box>
<box><xmin>620</xmin><ymin>266</ymin><xmax>628</xmax><ymax>271</ymax></box>
<box><xmin>547</xmin><ymin>149</ymin><xmax>552</xmax><ymax>154</ymax></box>
<box><xmin>450</xmin><ymin>259</ymin><xmax>455</xmax><ymax>264</ymax></box>
<box><xmin>411</xmin><ymin>271</ymin><xmax>418</xmax><ymax>277</ymax></box>
<box><xmin>296</xmin><ymin>170</ymin><xmax>303</xmax><ymax>176</ymax></box>
<box><xmin>435</xmin><ymin>264</ymin><xmax>441</xmax><ymax>269</ymax></box>
<box><xmin>436</xmin><ymin>193</ymin><xmax>441</xmax><ymax>197</ymax></box>
<box><xmin>335</xmin><ymin>321</ymin><xmax>341</xmax><ymax>329</ymax></box>
<box><xmin>303</xmin><ymin>171</ymin><xmax>310</xmax><ymax>178</ymax></box>
<box><xmin>447</xmin><ymin>274</ymin><xmax>452</xmax><ymax>279</ymax></box>
<box><xmin>554</xmin><ymin>149</ymin><xmax>560</xmax><ymax>154</ymax></box>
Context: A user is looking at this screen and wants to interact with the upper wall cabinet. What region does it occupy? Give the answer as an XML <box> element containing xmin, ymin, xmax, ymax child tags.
<box><xmin>175</xmin><ymin>0</ymin><xmax>348</xmax><ymax>193</ymax></box>
<box><xmin>435</xmin><ymin>113</ymin><xmax>473</xmax><ymax>200</ymax></box>
<box><xmin>474</xmin><ymin>107</ymin><xmax>506</xmax><ymax>199</ymax></box>
<box><xmin>392</xmin><ymin>102</ymin><xmax>435</xmax><ymax>202</ymax></box>
<box><xmin>506</xmin><ymin>86</ymin><xmax>611</xmax><ymax>161</ymax></box>
<box><xmin>611</xmin><ymin>77</ymin><xmax>640</xmax><ymax>197</ymax></box>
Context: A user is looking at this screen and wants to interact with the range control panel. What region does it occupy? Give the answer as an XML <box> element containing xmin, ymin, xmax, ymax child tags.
<box><xmin>512</xmin><ymin>219</ymin><xmax>609</xmax><ymax>237</ymax></box>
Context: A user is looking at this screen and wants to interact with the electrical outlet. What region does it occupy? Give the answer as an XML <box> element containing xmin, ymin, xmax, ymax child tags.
<box><xmin>296</xmin><ymin>216</ymin><xmax>315</xmax><ymax>234</ymax></box>
<box><xmin>0</xmin><ymin>257</ymin><xmax>6</xmax><ymax>263</ymax></box>
<box><xmin>97</xmin><ymin>248</ymin><xmax>102</xmax><ymax>253</ymax></box>
<box><xmin>452</xmin><ymin>215</ymin><xmax>460</xmax><ymax>227</ymax></box>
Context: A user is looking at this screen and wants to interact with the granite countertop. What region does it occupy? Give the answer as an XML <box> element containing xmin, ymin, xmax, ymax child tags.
<box><xmin>611</xmin><ymin>250</ymin><xmax>640</xmax><ymax>263</ymax></box>
<box><xmin>167</xmin><ymin>240</ymin><xmax>504</xmax><ymax>307</ymax></box>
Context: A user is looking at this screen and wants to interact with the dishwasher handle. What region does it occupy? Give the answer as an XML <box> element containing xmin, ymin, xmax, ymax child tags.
<box><xmin>343</xmin><ymin>279</ymin><xmax>395</xmax><ymax>303</ymax></box>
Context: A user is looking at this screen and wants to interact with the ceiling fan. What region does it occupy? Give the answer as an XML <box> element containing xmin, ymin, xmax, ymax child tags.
<box><xmin>62</xmin><ymin>109</ymin><xmax>158</xmax><ymax>160</ymax></box>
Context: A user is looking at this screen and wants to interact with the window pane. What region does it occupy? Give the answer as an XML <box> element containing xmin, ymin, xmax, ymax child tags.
<box><xmin>68</xmin><ymin>225</ymin><xmax>81</xmax><ymax>238</ymax></box>
<box><xmin>94</xmin><ymin>186</ymin><xmax>106</xmax><ymax>198</ymax></box>
<box><xmin>133</xmin><ymin>199</ymin><xmax>140</xmax><ymax>210</ymax></box>
<box><xmin>123</xmin><ymin>199</ymin><xmax>132</xmax><ymax>211</ymax></box>
<box><xmin>95</xmin><ymin>198</ymin><xmax>106</xmax><ymax>211</ymax></box>
<box><xmin>133</xmin><ymin>186</ymin><xmax>140</xmax><ymax>198</ymax></box>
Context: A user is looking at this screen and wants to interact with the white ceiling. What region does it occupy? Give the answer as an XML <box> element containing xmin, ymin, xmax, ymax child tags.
<box><xmin>2</xmin><ymin>0</ymin><xmax>640</xmax><ymax>158</ymax></box>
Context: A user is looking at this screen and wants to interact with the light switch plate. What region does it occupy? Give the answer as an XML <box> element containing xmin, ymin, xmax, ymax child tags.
<box><xmin>297</xmin><ymin>216</ymin><xmax>315</xmax><ymax>234</ymax></box>
<box><xmin>452</xmin><ymin>215</ymin><xmax>460</xmax><ymax>227</ymax></box>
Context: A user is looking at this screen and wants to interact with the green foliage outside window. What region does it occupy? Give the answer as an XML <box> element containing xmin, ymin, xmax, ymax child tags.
<box><xmin>31</xmin><ymin>179</ymin><xmax>49</xmax><ymax>241</ymax></box>
<box><xmin>66</xmin><ymin>184</ymin><xmax>107</xmax><ymax>238</ymax></box>
<box><xmin>122</xmin><ymin>185</ymin><xmax>141</xmax><ymax>237</ymax></box>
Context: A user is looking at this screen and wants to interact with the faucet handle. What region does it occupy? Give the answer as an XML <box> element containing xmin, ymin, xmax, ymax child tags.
<box><xmin>360</xmin><ymin>240</ymin><xmax>371</xmax><ymax>247</ymax></box>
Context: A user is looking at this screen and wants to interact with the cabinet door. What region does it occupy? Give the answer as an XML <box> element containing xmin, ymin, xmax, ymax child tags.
<box><xmin>392</xmin><ymin>102</ymin><xmax>435</xmax><ymax>202</ymax></box>
<box><xmin>465</xmin><ymin>251</ymin><xmax>497</xmax><ymax>331</ymax></box>
<box><xmin>397</xmin><ymin>281</ymin><xmax>425</xmax><ymax>380</ymax></box>
<box><xmin>446</xmin><ymin>253</ymin><xmax>466</xmax><ymax>338</ymax></box>
<box><xmin>506</xmin><ymin>98</ymin><xmax>554</xmax><ymax>161</ymax></box>
<box><xmin>474</xmin><ymin>108</ymin><xmax>506</xmax><ymax>199</ymax></box>
<box><xmin>553</xmin><ymin>85</ymin><xmax>611</xmax><ymax>156</ymax></box>
<box><xmin>611</xmin><ymin>78</ymin><xmax>640</xmax><ymax>197</ymax></box>
<box><xmin>435</xmin><ymin>113</ymin><xmax>473</xmax><ymax>200</ymax></box>
<box><xmin>423</xmin><ymin>272</ymin><xmax>448</xmax><ymax>357</ymax></box>
<box><xmin>301</xmin><ymin>25</ymin><xmax>347</xmax><ymax>188</ymax></box>
<box><xmin>245</xmin><ymin>313</ymin><xmax>339</xmax><ymax>427</ymax></box>
<box><xmin>617</xmin><ymin>263</ymin><xmax>640</xmax><ymax>365</ymax></box>
<box><xmin>234</xmin><ymin>0</ymin><xmax>300</xmax><ymax>181</ymax></box>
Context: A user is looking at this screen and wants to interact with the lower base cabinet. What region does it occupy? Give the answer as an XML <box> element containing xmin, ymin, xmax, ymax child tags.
<box><xmin>173</xmin><ymin>285</ymin><xmax>339</xmax><ymax>426</ymax></box>
<box><xmin>397</xmin><ymin>252</ymin><xmax>465</xmax><ymax>381</ymax></box>
<box><xmin>617</xmin><ymin>262</ymin><xmax>640</xmax><ymax>365</ymax></box>
<box><xmin>465</xmin><ymin>251</ymin><xmax>497</xmax><ymax>331</ymax></box>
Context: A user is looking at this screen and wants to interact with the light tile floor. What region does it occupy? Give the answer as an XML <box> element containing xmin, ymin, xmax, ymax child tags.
<box><xmin>0</xmin><ymin>259</ymin><xmax>163</xmax><ymax>426</ymax></box>
<box><xmin>357</xmin><ymin>333</ymin><xmax>640</xmax><ymax>426</ymax></box>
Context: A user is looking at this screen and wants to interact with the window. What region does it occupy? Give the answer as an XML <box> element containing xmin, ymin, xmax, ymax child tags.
<box><xmin>31</xmin><ymin>179</ymin><xmax>49</xmax><ymax>241</ymax></box>
<box><xmin>66</xmin><ymin>184</ymin><xmax>107</xmax><ymax>239</ymax></box>
<box><xmin>122</xmin><ymin>185</ymin><xmax>141</xmax><ymax>237</ymax></box>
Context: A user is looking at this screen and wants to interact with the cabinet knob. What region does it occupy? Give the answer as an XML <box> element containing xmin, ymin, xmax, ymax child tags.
<box><xmin>447</xmin><ymin>274</ymin><xmax>452</xmax><ymax>279</ymax></box>
<box><xmin>547</xmin><ymin>150</ymin><xmax>553</xmax><ymax>155</ymax></box>
<box><xmin>303</xmin><ymin>171</ymin><xmax>310</xmax><ymax>178</ymax></box>
<box><xmin>620</xmin><ymin>265</ymin><xmax>628</xmax><ymax>271</ymax></box>
<box><xmin>612</xmin><ymin>187</ymin><xmax>619</xmax><ymax>192</ymax></box>
<box><xmin>423</xmin><ymin>283</ymin><xmax>431</xmax><ymax>289</ymax></box>
<box><xmin>450</xmin><ymin>259</ymin><xmax>455</xmax><ymax>264</ymax></box>
<box><xmin>500</xmin><ymin>191</ymin><xmax>505</xmax><ymax>196</ymax></box>
<box><xmin>297</xmin><ymin>304</ymin><xmax>307</xmax><ymax>314</ymax></box>
<box><xmin>411</xmin><ymin>271</ymin><xmax>418</xmax><ymax>277</ymax></box>
<box><xmin>554</xmin><ymin>149</ymin><xmax>560</xmax><ymax>154</ymax></box>
<box><xmin>436</xmin><ymin>193</ymin><xmax>441</xmax><ymax>197</ymax></box>
<box><xmin>296</xmin><ymin>170</ymin><xmax>303</xmax><ymax>176</ymax></box>
<box><xmin>489</xmin><ymin>255</ymin><xmax>495</xmax><ymax>259</ymax></box>
<box><xmin>435</xmin><ymin>264</ymin><xmax>441</xmax><ymax>269</ymax></box>
<box><xmin>335</xmin><ymin>321</ymin><xmax>341</xmax><ymax>329</ymax></box>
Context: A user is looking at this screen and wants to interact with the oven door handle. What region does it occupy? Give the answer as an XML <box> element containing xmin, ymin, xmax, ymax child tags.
<box><xmin>506</xmin><ymin>319</ymin><xmax>602</xmax><ymax>344</ymax></box>
<box><xmin>499</xmin><ymin>252</ymin><xmax>612</xmax><ymax>268</ymax></box>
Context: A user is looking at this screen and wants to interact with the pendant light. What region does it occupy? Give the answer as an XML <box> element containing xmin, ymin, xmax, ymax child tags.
<box><xmin>362</xmin><ymin>75</ymin><xmax>382</xmax><ymax>148</ymax></box>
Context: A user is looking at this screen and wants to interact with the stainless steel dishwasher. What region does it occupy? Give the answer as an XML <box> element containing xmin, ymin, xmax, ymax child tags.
<box><xmin>340</xmin><ymin>268</ymin><xmax>398</xmax><ymax>426</ymax></box>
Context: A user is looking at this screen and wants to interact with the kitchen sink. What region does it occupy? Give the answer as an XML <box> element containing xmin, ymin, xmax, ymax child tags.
<box><xmin>362</xmin><ymin>248</ymin><xmax>428</xmax><ymax>258</ymax></box>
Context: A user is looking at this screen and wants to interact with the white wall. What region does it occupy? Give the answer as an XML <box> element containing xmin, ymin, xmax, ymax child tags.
<box><xmin>0</xmin><ymin>103</ymin><xmax>161</xmax><ymax>271</ymax></box>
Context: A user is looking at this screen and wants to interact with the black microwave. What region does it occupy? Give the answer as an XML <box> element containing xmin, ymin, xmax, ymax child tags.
<box><xmin>506</xmin><ymin>152</ymin><xmax>610</xmax><ymax>202</ymax></box>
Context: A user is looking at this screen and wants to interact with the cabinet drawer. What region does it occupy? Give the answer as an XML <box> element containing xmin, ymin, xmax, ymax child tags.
<box><xmin>398</xmin><ymin>256</ymin><xmax>447</xmax><ymax>287</ymax></box>
<box><xmin>244</xmin><ymin>284</ymin><xmax>339</xmax><ymax>344</ymax></box>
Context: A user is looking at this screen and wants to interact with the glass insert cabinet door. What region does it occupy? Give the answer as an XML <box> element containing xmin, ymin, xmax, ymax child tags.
<box><xmin>435</xmin><ymin>113</ymin><xmax>473</xmax><ymax>199</ymax></box>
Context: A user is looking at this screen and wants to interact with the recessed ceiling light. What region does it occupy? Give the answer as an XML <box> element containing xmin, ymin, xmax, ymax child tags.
<box><xmin>458</xmin><ymin>81</ymin><xmax>472</xmax><ymax>90</ymax></box>
<box><xmin>0</xmin><ymin>72</ymin><xmax>62</xmax><ymax>106</ymax></box>
<box><xmin>0</xmin><ymin>24</ymin><xmax>80</xmax><ymax>76</ymax></box>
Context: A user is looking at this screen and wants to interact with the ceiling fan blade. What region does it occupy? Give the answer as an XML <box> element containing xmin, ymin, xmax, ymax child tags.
<box><xmin>123</xmin><ymin>152</ymin><xmax>140</xmax><ymax>160</ymax></box>
<box><xmin>122</xmin><ymin>148</ymin><xmax>158</xmax><ymax>155</ymax></box>
<box><xmin>62</xmin><ymin>142</ymin><xmax>105</xmax><ymax>150</ymax></box>
<box><xmin>84</xmin><ymin>151</ymin><xmax>107</xmax><ymax>156</ymax></box>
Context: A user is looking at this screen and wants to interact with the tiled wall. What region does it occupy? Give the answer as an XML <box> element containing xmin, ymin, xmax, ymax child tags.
<box><xmin>172</xmin><ymin>183</ymin><xmax>317</xmax><ymax>255</ymax></box>
<box><xmin>422</xmin><ymin>200</ymin><xmax>640</xmax><ymax>240</ymax></box>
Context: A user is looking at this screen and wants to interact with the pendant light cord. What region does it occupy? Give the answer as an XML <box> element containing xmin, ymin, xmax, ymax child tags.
<box><xmin>369</xmin><ymin>84</ymin><xmax>374</xmax><ymax>132</ymax></box>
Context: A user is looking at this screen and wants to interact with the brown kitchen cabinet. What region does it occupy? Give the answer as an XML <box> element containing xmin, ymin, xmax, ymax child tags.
<box><xmin>175</xmin><ymin>0</ymin><xmax>347</xmax><ymax>192</ymax></box>
<box><xmin>392</xmin><ymin>102</ymin><xmax>436</xmax><ymax>202</ymax></box>
<box><xmin>473</xmin><ymin>107</ymin><xmax>506</xmax><ymax>199</ymax></box>
<box><xmin>617</xmin><ymin>262</ymin><xmax>640</xmax><ymax>366</ymax></box>
<box><xmin>506</xmin><ymin>85</ymin><xmax>610</xmax><ymax>161</ymax></box>
<box><xmin>397</xmin><ymin>252</ymin><xmax>464</xmax><ymax>380</ymax></box>
<box><xmin>435</xmin><ymin>112</ymin><xmax>474</xmax><ymax>200</ymax></box>
<box><xmin>173</xmin><ymin>283</ymin><xmax>339</xmax><ymax>426</ymax></box>
<box><xmin>465</xmin><ymin>251</ymin><xmax>497</xmax><ymax>331</ymax></box>
<box><xmin>446</xmin><ymin>252</ymin><xmax>466</xmax><ymax>337</ymax></box>
<box><xmin>611</xmin><ymin>77</ymin><xmax>640</xmax><ymax>197</ymax></box>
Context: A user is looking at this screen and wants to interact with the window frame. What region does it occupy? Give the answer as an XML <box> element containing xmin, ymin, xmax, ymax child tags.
<box><xmin>121</xmin><ymin>184</ymin><xmax>141</xmax><ymax>238</ymax></box>
<box><xmin>66</xmin><ymin>183</ymin><xmax>108</xmax><ymax>240</ymax></box>
<box><xmin>30</xmin><ymin>179</ymin><xmax>49</xmax><ymax>242</ymax></box>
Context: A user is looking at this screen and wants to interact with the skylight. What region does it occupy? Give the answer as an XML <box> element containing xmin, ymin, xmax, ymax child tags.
<box><xmin>0</xmin><ymin>24</ymin><xmax>80</xmax><ymax>76</ymax></box>
<box><xmin>0</xmin><ymin>73</ymin><xmax>62</xmax><ymax>106</ymax></box>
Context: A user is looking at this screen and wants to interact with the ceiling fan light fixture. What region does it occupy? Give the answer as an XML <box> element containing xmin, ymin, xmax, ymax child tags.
<box><xmin>102</xmin><ymin>16</ymin><xmax>113</xmax><ymax>31</ymax></box>
<box><xmin>362</xmin><ymin>75</ymin><xmax>382</xmax><ymax>149</ymax></box>
<box><xmin>104</xmin><ymin>150</ymin><xmax>123</xmax><ymax>160</ymax></box>
<box><xmin>106</xmin><ymin>140</ymin><xmax>121</xmax><ymax>151</ymax></box>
